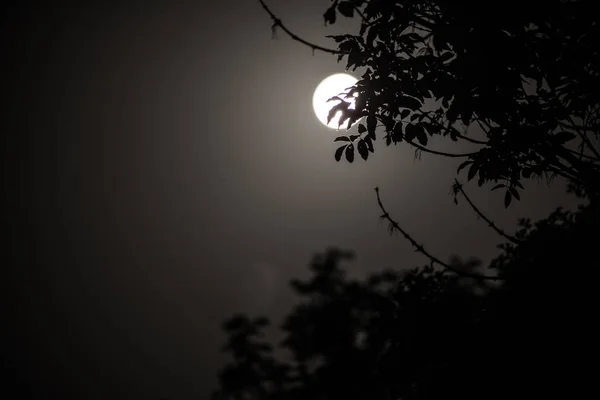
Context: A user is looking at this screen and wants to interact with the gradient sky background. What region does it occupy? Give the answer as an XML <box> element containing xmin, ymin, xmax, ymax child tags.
<box><xmin>2</xmin><ymin>1</ymin><xmax>580</xmax><ymax>399</ymax></box>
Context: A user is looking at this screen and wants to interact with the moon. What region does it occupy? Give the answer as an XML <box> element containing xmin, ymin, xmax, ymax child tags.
<box><xmin>312</xmin><ymin>73</ymin><xmax>359</xmax><ymax>129</ymax></box>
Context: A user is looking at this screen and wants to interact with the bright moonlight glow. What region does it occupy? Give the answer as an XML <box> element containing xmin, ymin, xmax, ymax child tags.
<box><xmin>312</xmin><ymin>73</ymin><xmax>359</xmax><ymax>129</ymax></box>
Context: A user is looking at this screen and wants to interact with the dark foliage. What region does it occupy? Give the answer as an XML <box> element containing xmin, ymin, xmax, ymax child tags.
<box><xmin>214</xmin><ymin>200</ymin><xmax>597</xmax><ymax>399</ymax></box>
<box><xmin>263</xmin><ymin>0</ymin><xmax>600</xmax><ymax>204</ymax></box>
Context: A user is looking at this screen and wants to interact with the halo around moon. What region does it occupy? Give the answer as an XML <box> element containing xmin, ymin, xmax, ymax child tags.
<box><xmin>312</xmin><ymin>73</ymin><xmax>359</xmax><ymax>129</ymax></box>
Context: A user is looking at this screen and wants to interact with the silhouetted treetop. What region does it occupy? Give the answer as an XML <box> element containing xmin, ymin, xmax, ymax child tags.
<box><xmin>214</xmin><ymin>198</ymin><xmax>598</xmax><ymax>399</ymax></box>
<box><xmin>262</xmin><ymin>0</ymin><xmax>600</xmax><ymax>204</ymax></box>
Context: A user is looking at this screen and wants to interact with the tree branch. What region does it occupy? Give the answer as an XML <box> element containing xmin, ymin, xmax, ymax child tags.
<box><xmin>553</xmin><ymin>147</ymin><xmax>600</xmax><ymax>194</ymax></box>
<box><xmin>455</xmin><ymin>132</ymin><xmax>488</xmax><ymax>145</ymax></box>
<box><xmin>548</xmin><ymin>82</ymin><xmax>600</xmax><ymax>160</ymax></box>
<box><xmin>452</xmin><ymin>180</ymin><xmax>522</xmax><ymax>245</ymax></box>
<box><xmin>474</xmin><ymin>118</ymin><xmax>494</xmax><ymax>136</ymax></box>
<box><xmin>354</xmin><ymin>5</ymin><xmax>367</xmax><ymax>22</ymax></box>
<box><xmin>257</xmin><ymin>0</ymin><xmax>343</xmax><ymax>55</ymax></box>
<box><xmin>565</xmin><ymin>147</ymin><xmax>600</xmax><ymax>163</ymax></box>
<box><xmin>565</xmin><ymin>116</ymin><xmax>600</xmax><ymax>160</ymax></box>
<box><xmin>374</xmin><ymin>187</ymin><xmax>502</xmax><ymax>281</ymax></box>
<box><xmin>405</xmin><ymin>139</ymin><xmax>476</xmax><ymax>158</ymax></box>
<box><xmin>559</xmin><ymin>121</ymin><xmax>596</xmax><ymax>132</ymax></box>
<box><xmin>545</xmin><ymin>162</ymin><xmax>586</xmax><ymax>187</ymax></box>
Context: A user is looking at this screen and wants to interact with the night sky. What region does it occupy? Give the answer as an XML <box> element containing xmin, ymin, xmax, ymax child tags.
<box><xmin>2</xmin><ymin>1</ymin><xmax>580</xmax><ymax>399</ymax></box>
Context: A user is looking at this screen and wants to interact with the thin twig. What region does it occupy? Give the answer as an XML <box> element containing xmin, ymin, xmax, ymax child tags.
<box><xmin>546</xmin><ymin>163</ymin><xmax>586</xmax><ymax>187</ymax></box>
<box><xmin>405</xmin><ymin>139</ymin><xmax>476</xmax><ymax>158</ymax></box>
<box><xmin>474</xmin><ymin>118</ymin><xmax>492</xmax><ymax>136</ymax></box>
<box><xmin>565</xmin><ymin>147</ymin><xmax>600</xmax><ymax>163</ymax></box>
<box><xmin>455</xmin><ymin>132</ymin><xmax>488</xmax><ymax>145</ymax></box>
<box><xmin>258</xmin><ymin>0</ymin><xmax>343</xmax><ymax>55</ymax></box>
<box><xmin>559</xmin><ymin>121</ymin><xmax>596</xmax><ymax>132</ymax></box>
<box><xmin>453</xmin><ymin>180</ymin><xmax>522</xmax><ymax>245</ymax></box>
<box><xmin>548</xmin><ymin>82</ymin><xmax>600</xmax><ymax>160</ymax></box>
<box><xmin>374</xmin><ymin>187</ymin><xmax>502</xmax><ymax>281</ymax></box>
<box><xmin>550</xmin><ymin>153</ymin><xmax>594</xmax><ymax>186</ymax></box>
<box><xmin>566</xmin><ymin>116</ymin><xmax>600</xmax><ymax>159</ymax></box>
<box><xmin>354</xmin><ymin>6</ymin><xmax>367</xmax><ymax>22</ymax></box>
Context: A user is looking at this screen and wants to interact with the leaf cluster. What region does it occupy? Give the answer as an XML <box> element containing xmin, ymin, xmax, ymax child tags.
<box><xmin>320</xmin><ymin>0</ymin><xmax>600</xmax><ymax>205</ymax></box>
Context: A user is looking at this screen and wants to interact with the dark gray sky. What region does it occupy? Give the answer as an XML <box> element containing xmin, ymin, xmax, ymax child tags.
<box><xmin>2</xmin><ymin>1</ymin><xmax>579</xmax><ymax>399</ymax></box>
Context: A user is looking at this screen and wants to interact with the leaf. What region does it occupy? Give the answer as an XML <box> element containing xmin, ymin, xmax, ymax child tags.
<box><xmin>334</xmin><ymin>136</ymin><xmax>351</xmax><ymax>142</ymax></box>
<box><xmin>364</xmin><ymin>136</ymin><xmax>374</xmax><ymax>152</ymax></box>
<box><xmin>346</xmin><ymin>51</ymin><xmax>362</xmax><ymax>71</ymax></box>
<box><xmin>357</xmin><ymin>123</ymin><xmax>367</xmax><ymax>134</ymax></box>
<box><xmin>438</xmin><ymin>51</ymin><xmax>454</xmax><ymax>63</ymax></box>
<box><xmin>457</xmin><ymin>160</ymin><xmax>472</xmax><ymax>174</ymax></box>
<box><xmin>359</xmin><ymin>21</ymin><xmax>367</xmax><ymax>36</ymax></box>
<box><xmin>335</xmin><ymin>145</ymin><xmax>346</xmax><ymax>162</ymax></box>
<box><xmin>367</xmin><ymin>115</ymin><xmax>377</xmax><ymax>135</ymax></box>
<box><xmin>345</xmin><ymin>111</ymin><xmax>360</xmax><ymax>130</ymax></box>
<box><xmin>405</xmin><ymin>124</ymin><xmax>417</xmax><ymax>142</ymax></box>
<box><xmin>337</xmin><ymin>1</ymin><xmax>354</xmax><ymax>18</ymax></box>
<box><xmin>392</xmin><ymin>122</ymin><xmax>404</xmax><ymax>143</ymax></box>
<box><xmin>504</xmin><ymin>190</ymin><xmax>512</xmax><ymax>208</ymax></box>
<box><xmin>425</xmin><ymin>123</ymin><xmax>441</xmax><ymax>135</ymax></box>
<box><xmin>366</xmin><ymin>25</ymin><xmax>378</xmax><ymax>45</ymax></box>
<box><xmin>401</xmin><ymin>109</ymin><xmax>410</xmax><ymax>119</ymax></box>
<box><xmin>514</xmin><ymin>180</ymin><xmax>524</xmax><ymax>190</ymax></box>
<box><xmin>329</xmin><ymin>102</ymin><xmax>349</xmax><ymax>127</ymax></box>
<box><xmin>491</xmin><ymin>183</ymin><xmax>505</xmax><ymax>191</ymax></box>
<box><xmin>357</xmin><ymin>140</ymin><xmax>368</xmax><ymax>160</ymax></box>
<box><xmin>415</xmin><ymin>125</ymin><xmax>428</xmax><ymax>146</ymax></box>
<box><xmin>326</xmin><ymin>34</ymin><xmax>347</xmax><ymax>43</ymax></box>
<box><xmin>554</xmin><ymin>131</ymin><xmax>577</xmax><ymax>144</ymax></box>
<box><xmin>461</xmin><ymin>109</ymin><xmax>473</xmax><ymax>125</ymax></box>
<box><xmin>327</xmin><ymin>103</ymin><xmax>343</xmax><ymax>124</ymax></box>
<box><xmin>467</xmin><ymin>162</ymin><xmax>478</xmax><ymax>181</ymax></box>
<box><xmin>323</xmin><ymin>5</ymin><xmax>337</xmax><ymax>25</ymax></box>
<box><xmin>398</xmin><ymin>95</ymin><xmax>421</xmax><ymax>110</ymax></box>
<box><xmin>509</xmin><ymin>186</ymin><xmax>521</xmax><ymax>200</ymax></box>
<box><xmin>345</xmin><ymin>144</ymin><xmax>355</xmax><ymax>163</ymax></box>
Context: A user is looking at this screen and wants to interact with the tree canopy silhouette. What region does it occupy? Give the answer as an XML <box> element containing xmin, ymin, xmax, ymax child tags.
<box><xmin>262</xmin><ymin>0</ymin><xmax>600</xmax><ymax>204</ymax></box>
<box><xmin>212</xmin><ymin>2</ymin><xmax>599</xmax><ymax>399</ymax></box>
<box><xmin>213</xmin><ymin>199</ymin><xmax>597</xmax><ymax>399</ymax></box>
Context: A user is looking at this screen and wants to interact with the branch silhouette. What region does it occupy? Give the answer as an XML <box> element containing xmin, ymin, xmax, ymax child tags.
<box><xmin>567</xmin><ymin>114</ymin><xmax>600</xmax><ymax>161</ymax></box>
<box><xmin>565</xmin><ymin>146</ymin><xmax>600</xmax><ymax>163</ymax></box>
<box><xmin>452</xmin><ymin>180</ymin><xmax>522</xmax><ymax>245</ymax></box>
<box><xmin>455</xmin><ymin>132</ymin><xmax>488</xmax><ymax>145</ymax></box>
<box><xmin>258</xmin><ymin>0</ymin><xmax>343</xmax><ymax>55</ymax></box>
<box><xmin>405</xmin><ymin>139</ymin><xmax>477</xmax><ymax>158</ymax></box>
<box><xmin>375</xmin><ymin>187</ymin><xmax>502</xmax><ymax>281</ymax></box>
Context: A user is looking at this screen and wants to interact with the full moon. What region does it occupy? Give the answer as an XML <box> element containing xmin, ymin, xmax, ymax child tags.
<box><xmin>312</xmin><ymin>73</ymin><xmax>359</xmax><ymax>129</ymax></box>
